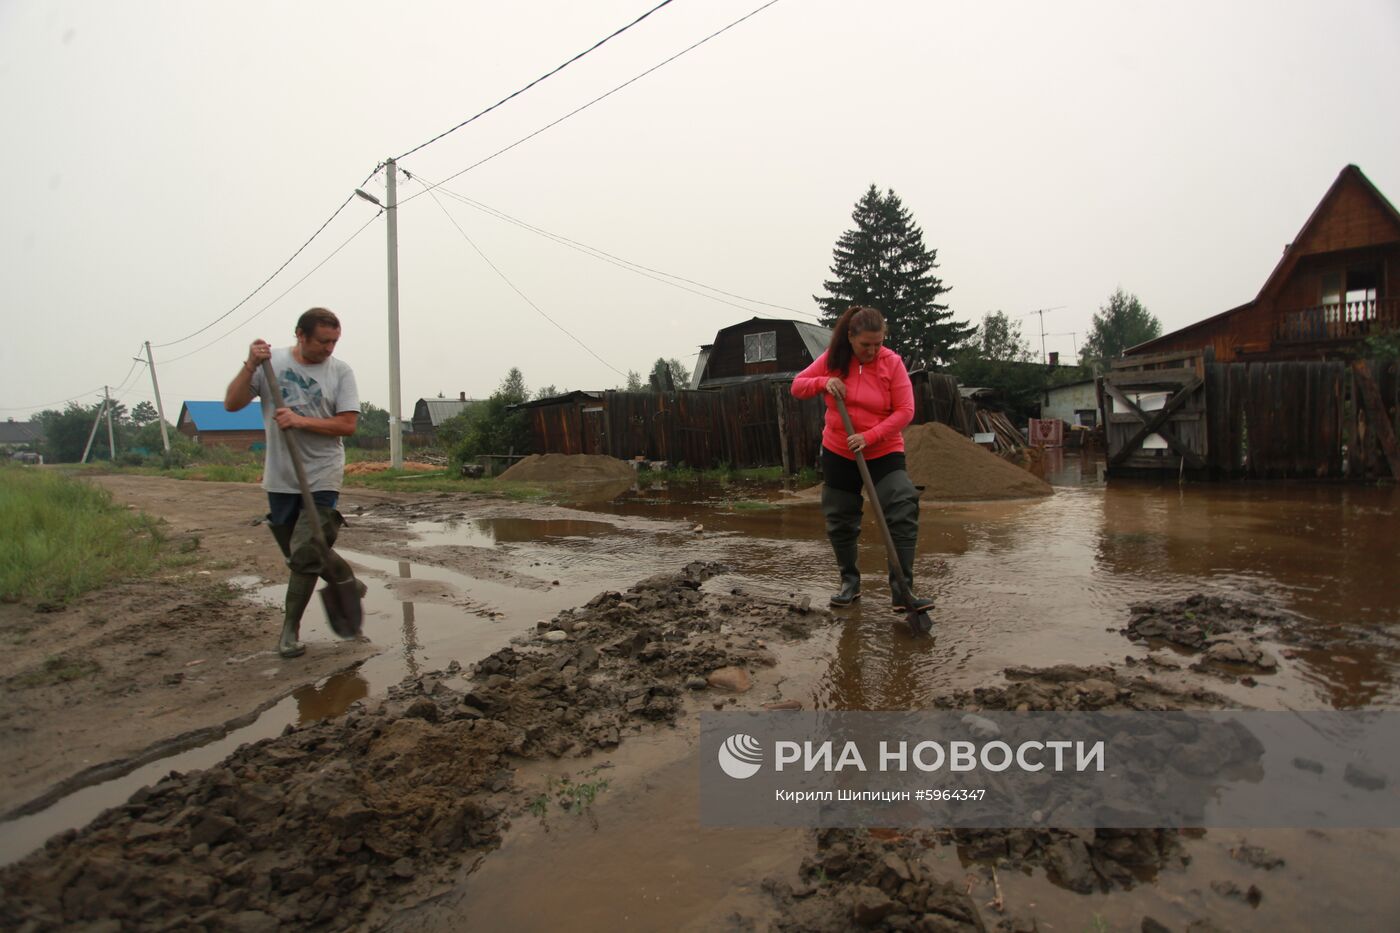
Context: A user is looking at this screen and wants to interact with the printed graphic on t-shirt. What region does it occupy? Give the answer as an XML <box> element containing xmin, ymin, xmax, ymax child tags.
<box><xmin>278</xmin><ymin>367</ymin><xmax>325</xmax><ymax>415</ymax></box>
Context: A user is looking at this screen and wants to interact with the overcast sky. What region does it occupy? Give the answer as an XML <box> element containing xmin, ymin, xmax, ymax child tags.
<box><xmin>3</xmin><ymin>0</ymin><xmax>1398</xmax><ymax>422</ymax></box>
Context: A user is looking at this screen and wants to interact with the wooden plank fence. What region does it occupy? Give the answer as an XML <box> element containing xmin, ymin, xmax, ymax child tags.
<box><xmin>523</xmin><ymin>372</ymin><xmax>970</xmax><ymax>473</ymax></box>
<box><xmin>1103</xmin><ymin>350</ymin><xmax>1398</xmax><ymax>481</ymax></box>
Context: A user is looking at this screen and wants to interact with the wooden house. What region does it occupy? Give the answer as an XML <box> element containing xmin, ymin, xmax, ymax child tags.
<box><xmin>1127</xmin><ymin>164</ymin><xmax>1400</xmax><ymax>363</ymax></box>
<box><xmin>177</xmin><ymin>401</ymin><xmax>264</xmax><ymax>449</ymax></box>
<box><xmin>411</xmin><ymin>393</ymin><xmax>479</xmax><ymax>437</ymax></box>
<box><xmin>692</xmin><ymin>317</ymin><xmax>831</xmax><ymax>389</ymax></box>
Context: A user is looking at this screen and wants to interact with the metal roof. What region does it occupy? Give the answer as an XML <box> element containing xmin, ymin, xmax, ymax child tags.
<box><xmin>179</xmin><ymin>401</ymin><xmax>264</xmax><ymax>432</ymax></box>
<box><xmin>0</xmin><ymin>420</ymin><xmax>44</xmax><ymax>444</ymax></box>
<box><xmin>415</xmin><ymin>398</ymin><xmax>477</xmax><ymax>425</ymax></box>
<box><xmin>791</xmin><ymin>321</ymin><xmax>834</xmax><ymax>360</ymax></box>
<box><xmin>513</xmin><ymin>390</ymin><xmax>604</xmax><ymax>410</ymax></box>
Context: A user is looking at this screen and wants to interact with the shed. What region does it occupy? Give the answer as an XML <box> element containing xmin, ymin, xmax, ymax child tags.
<box><xmin>693</xmin><ymin>317</ymin><xmax>831</xmax><ymax>388</ymax></box>
<box><xmin>1126</xmin><ymin>164</ymin><xmax>1400</xmax><ymax>363</ymax></box>
<box><xmin>412</xmin><ymin>393</ymin><xmax>480</xmax><ymax>436</ymax></box>
<box><xmin>178</xmin><ymin>401</ymin><xmax>264</xmax><ymax>450</ymax></box>
<box><xmin>1041</xmin><ymin>379</ymin><xmax>1100</xmax><ymax>427</ymax></box>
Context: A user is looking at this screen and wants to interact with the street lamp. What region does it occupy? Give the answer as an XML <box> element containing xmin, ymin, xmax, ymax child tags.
<box><xmin>356</xmin><ymin>160</ymin><xmax>403</xmax><ymax>469</ymax></box>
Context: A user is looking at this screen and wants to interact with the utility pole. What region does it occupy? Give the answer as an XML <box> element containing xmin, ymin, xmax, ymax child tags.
<box><xmin>354</xmin><ymin>161</ymin><xmax>403</xmax><ymax>469</ymax></box>
<box><xmin>104</xmin><ymin>385</ymin><xmax>116</xmax><ymax>460</ymax></box>
<box><xmin>80</xmin><ymin>398</ymin><xmax>107</xmax><ymax>464</ymax></box>
<box><xmin>144</xmin><ymin>342</ymin><xmax>171</xmax><ymax>453</ymax></box>
<box><xmin>386</xmin><ymin>158</ymin><xmax>403</xmax><ymax>470</ymax></box>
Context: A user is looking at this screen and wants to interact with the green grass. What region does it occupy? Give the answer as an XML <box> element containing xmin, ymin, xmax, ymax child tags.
<box><xmin>0</xmin><ymin>466</ymin><xmax>166</xmax><ymax>603</ymax></box>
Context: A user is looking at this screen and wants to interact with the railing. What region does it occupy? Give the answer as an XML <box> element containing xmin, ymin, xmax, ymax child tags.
<box><xmin>1276</xmin><ymin>298</ymin><xmax>1399</xmax><ymax>343</ymax></box>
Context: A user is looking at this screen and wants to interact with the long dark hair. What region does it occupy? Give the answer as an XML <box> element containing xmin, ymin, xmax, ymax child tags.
<box><xmin>825</xmin><ymin>305</ymin><xmax>886</xmax><ymax>374</ymax></box>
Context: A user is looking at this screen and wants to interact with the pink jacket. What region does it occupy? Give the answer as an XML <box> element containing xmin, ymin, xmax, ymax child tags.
<box><xmin>791</xmin><ymin>347</ymin><xmax>914</xmax><ymax>460</ymax></box>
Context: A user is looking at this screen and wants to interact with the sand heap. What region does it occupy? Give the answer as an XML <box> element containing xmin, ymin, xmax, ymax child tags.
<box><xmin>498</xmin><ymin>453</ymin><xmax>635</xmax><ymax>484</ymax></box>
<box><xmin>901</xmin><ymin>422</ymin><xmax>1051</xmax><ymax>500</ymax></box>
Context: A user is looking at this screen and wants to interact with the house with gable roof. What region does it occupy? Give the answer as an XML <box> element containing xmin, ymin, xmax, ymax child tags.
<box><xmin>177</xmin><ymin>401</ymin><xmax>265</xmax><ymax>449</ymax></box>
<box><xmin>1126</xmin><ymin>164</ymin><xmax>1400</xmax><ymax>363</ymax></box>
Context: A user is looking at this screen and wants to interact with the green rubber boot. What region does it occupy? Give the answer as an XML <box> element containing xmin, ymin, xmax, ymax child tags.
<box><xmin>876</xmin><ymin>471</ymin><xmax>934</xmax><ymax>612</ymax></box>
<box><xmin>279</xmin><ymin>571</ymin><xmax>317</xmax><ymax>658</ymax></box>
<box><xmin>821</xmin><ymin>485</ymin><xmax>864</xmax><ymax>607</ymax></box>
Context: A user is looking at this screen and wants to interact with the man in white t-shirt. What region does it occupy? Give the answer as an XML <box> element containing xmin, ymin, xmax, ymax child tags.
<box><xmin>224</xmin><ymin>307</ymin><xmax>362</xmax><ymax>658</ymax></box>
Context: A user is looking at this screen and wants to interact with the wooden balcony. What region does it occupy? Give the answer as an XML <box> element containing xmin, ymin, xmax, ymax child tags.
<box><xmin>1275</xmin><ymin>297</ymin><xmax>1399</xmax><ymax>343</ymax></box>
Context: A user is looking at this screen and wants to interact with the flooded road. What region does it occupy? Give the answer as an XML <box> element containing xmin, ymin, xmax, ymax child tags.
<box><xmin>4</xmin><ymin>455</ymin><xmax>1398</xmax><ymax>924</ymax></box>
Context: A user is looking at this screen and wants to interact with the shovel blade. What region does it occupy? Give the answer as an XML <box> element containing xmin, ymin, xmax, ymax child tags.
<box><xmin>904</xmin><ymin>608</ymin><xmax>934</xmax><ymax>637</ymax></box>
<box><xmin>320</xmin><ymin>579</ymin><xmax>364</xmax><ymax>638</ymax></box>
<box><xmin>891</xmin><ymin>575</ymin><xmax>934</xmax><ymax>637</ymax></box>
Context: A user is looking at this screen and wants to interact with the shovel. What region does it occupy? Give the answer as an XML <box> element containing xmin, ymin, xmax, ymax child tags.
<box><xmin>832</xmin><ymin>395</ymin><xmax>934</xmax><ymax>637</ymax></box>
<box><xmin>261</xmin><ymin>361</ymin><xmax>364</xmax><ymax>638</ymax></box>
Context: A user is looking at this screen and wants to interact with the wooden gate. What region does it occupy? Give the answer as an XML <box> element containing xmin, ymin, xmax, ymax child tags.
<box><xmin>1099</xmin><ymin>350</ymin><xmax>1208</xmax><ymax>475</ymax></box>
<box><xmin>1102</xmin><ymin>350</ymin><xmax>1399</xmax><ymax>481</ymax></box>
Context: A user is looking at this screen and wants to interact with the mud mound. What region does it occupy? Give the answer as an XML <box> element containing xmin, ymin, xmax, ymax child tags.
<box><xmin>934</xmin><ymin>663</ymin><xmax>1234</xmax><ymax>712</ymax></box>
<box><xmin>0</xmin><ymin>563</ymin><xmax>832</xmax><ymax>931</ymax></box>
<box><xmin>764</xmin><ymin>828</ymin><xmax>985</xmax><ymax>932</ymax></box>
<box><xmin>498</xmin><ymin>453</ymin><xmax>634</xmax><ymax>484</ymax></box>
<box><xmin>902</xmin><ymin>422</ymin><xmax>1052</xmax><ymax>501</ymax></box>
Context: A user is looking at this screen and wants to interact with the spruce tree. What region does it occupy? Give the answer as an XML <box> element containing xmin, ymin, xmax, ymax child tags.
<box><xmin>815</xmin><ymin>185</ymin><xmax>970</xmax><ymax>370</ymax></box>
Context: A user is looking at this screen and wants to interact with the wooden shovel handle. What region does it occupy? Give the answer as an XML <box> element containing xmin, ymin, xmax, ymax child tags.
<box><xmin>260</xmin><ymin>361</ymin><xmax>332</xmax><ymax>555</ymax></box>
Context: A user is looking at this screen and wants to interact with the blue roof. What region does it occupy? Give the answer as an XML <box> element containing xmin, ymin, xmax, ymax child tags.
<box><xmin>180</xmin><ymin>401</ymin><xmax>264</xmax><ymax>432</ymax></box>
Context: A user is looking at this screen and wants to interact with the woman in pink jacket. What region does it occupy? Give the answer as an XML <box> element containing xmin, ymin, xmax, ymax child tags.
<box><xmin>791</xmin><ymin>306</ymin><xmax>931</xmax><ymax>611</ymax></box>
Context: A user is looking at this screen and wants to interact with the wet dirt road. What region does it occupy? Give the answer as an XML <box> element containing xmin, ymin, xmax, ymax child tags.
<box><xmin>4</xmin><ymin>459</ymin><xmax>1398</xmax><ymax>929</ymax></box>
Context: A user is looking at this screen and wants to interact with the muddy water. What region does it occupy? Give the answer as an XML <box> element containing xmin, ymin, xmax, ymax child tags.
<box><xmin>404</xmin><ymin>456</ymin><xmax>1400</xmax><ymax>932</ymax></box>
<box><xmin>8</xmin><ymin>453</ymin><xmax>1399</xmax><ymax>913</ymax></box>
<box><xmin>582</xmin><ymin>455</ymin><xmax>1398</xmax><ymax>712</ymax></box>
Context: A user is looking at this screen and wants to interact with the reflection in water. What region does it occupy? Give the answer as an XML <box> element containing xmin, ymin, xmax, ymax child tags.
<box><xmin>294</xmin><ymin>672</ymin><xmax>369</xmax><ymax>723</ymax></box>
<box><xmin>804</xmin><ymin>457</ymin><xmax>1400</xmax><ymax>712</ymax></box>
<box><xmin>399</xmin><ymin>560</ymin><xmax>420</xmax><ymax>678</ymax></box>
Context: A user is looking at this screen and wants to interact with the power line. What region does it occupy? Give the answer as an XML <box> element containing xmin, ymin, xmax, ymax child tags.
<box><xmin>395</xmin><ymin>0</ymin><xmax>680</xmax><ymax>162</ymax></box>
<box><xmin>152</xmin><ymin>166</ymin><xmax>382</xmax><ymax>349</ymax></box>
<box><xmin>1</xmin><ymin>348</ymin><xmax>147</xmax><ymax>413</ymax></box>
<box><xmin>160</xmin><ymin>211</ymin><xmax>383</xmax><ymax>365</ymax></box>
<box><xmin>0</xmin><ymin>388</ymin><xmax>107</xmax><ymax>413</ymax></box>
<box><xmin>149</xmin><ymin>0</ymin><xmax>781</xmax><ymax>356</ymax></box>
<box><xmin>416</xmin><ymin>180</ymin><xmax>626</xmax><ymax>377</ymax></box>
<box><xmin>421</xmin><ymin>178</ymin><xmax>818</xmax><ymax>320</ymax></box>
<box><xmin>400</xmin><ymin>0</ymin><xmax>786</xmax><ymax>207</ymax></box>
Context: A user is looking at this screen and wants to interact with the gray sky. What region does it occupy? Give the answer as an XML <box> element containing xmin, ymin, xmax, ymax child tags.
<box><xmin>3</xmin><ymin>0</ymin><xmax>1398</xmax><ymax>421</ymax></box>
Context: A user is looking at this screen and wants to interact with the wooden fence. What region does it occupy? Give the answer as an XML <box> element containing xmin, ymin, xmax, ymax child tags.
<box><xmin>523</xmin><ymin>371</ymin><xmax>969</xmax><ymax>472</ymax></box>
<box><xmin>1102</xmin><ymin>350</ymin><xmax>1399</xmax><ymax>481</ymax></box>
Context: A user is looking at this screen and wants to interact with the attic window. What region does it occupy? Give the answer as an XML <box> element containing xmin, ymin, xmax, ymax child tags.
<box><xmin>744</xmin><ymin>331</ymin><xmax>777</xmax><ymax>363</ymax></box>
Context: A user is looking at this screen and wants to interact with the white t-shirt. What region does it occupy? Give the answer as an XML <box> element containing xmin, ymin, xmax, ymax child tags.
<box><xmin>250</xmin><ymin>347</ymin><xmax>360</xmax><ymax>493</ymax></box>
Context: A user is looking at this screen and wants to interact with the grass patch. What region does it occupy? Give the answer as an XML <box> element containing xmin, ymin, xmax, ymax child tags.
<box><xmin>159</xmin><ymin>463</ymin><xmax>263</xmax><ymax>483</ymax></box>
<box><xmin>0</xmin><ymin>465</ymin><xmax>167</xmax><ymax>604</ymax></box>
<box><xmin>527</xmin><ymin>769</ymin><xmax>611</xmax><ymax>831</ymax></box>
<box><xmin>14</xmin><ymin>654</ymin><xmax>102</xmax><ymax>688</ymax></box>
<box><xmin>728</xmin><ymin>499</ymin><xmax>783</xmax><ymax>511</ymax></box>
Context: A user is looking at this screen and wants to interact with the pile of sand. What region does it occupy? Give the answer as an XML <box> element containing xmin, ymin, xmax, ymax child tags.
<box><xmin>344</xmin><ymin>460</ymin><xmax>442</xmax><ymax>475</ymax></box>
<box><xmin>498</xmin><ymin>453</ymin><xmax>635</xmax><ymax>484</ymax></box>
<box><xmin>901</xmin><ymin>422</ymin><xmax>1052</xmax><ymax>500</ymax></box>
